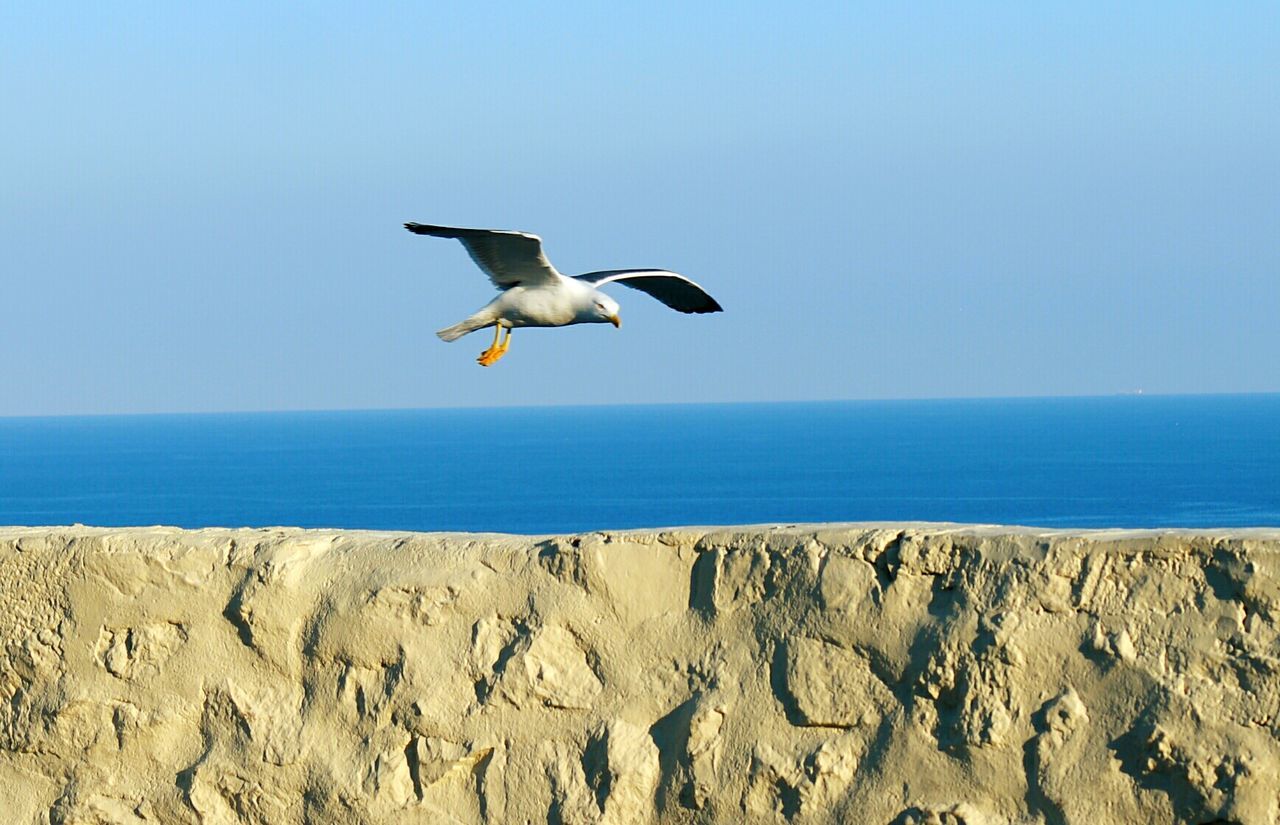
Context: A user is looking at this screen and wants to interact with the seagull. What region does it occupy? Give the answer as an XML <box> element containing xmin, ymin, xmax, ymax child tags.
<box><xmin>405</xmin><ymin>222</ymin><xmax>722</xmax><ymax>366</ymax></box>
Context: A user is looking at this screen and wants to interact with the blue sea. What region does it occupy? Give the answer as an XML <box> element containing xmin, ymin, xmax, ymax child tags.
<box><xmin>0</xmin><ymin>395</ymin><xmax>1276</xmax><ymax>534</ymax></box>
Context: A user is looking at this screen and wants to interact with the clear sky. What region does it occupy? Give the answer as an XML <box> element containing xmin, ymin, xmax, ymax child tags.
<box><xmin>2</xmin><ymin>3</ymin><xmax>1277</xmax><ymax>416</ymax></box>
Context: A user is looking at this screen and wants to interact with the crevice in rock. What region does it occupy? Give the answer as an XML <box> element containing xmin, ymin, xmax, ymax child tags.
<box><xmin>404</xmin><ymin>738</ymin><xmax>422</xmax><ymax>802</ymax></box>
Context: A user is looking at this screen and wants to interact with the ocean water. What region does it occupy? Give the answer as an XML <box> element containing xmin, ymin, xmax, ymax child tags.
<box><xmin>0</xmin><ymin>395</ymin><xmax>1276</xmax><ymax>534</ymax></box>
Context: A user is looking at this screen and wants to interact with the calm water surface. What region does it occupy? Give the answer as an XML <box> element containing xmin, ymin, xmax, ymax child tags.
<box><xmin>1</xmin><ymin>396</ymin><xmax>1276</xmax><ymax>533</ymax></box>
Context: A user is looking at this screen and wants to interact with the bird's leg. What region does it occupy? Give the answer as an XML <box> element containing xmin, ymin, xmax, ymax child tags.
<box><xmin>477</xmin><ymin>324</ymin><xmax>511</xmax><ymax>366</ymax></box>
<box><xmin>476</xmin><ymin>324</ymin><xmax>502</xmax><ymax>365</ymax></box>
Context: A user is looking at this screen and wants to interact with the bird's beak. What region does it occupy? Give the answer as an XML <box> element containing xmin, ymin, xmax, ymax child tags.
<box><xmin>609</xmin><ymin>314</ymin><xmax>621</xmax><ymax>328</ymax></box>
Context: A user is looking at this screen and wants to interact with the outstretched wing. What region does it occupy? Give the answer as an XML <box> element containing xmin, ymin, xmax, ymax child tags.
<box><xmin>405</xmin><ymin>223</ymin><xmax>562</xmax><ymax>289</ymax></box>
<box><xmin>575</xmin><ymin>269</ymin><xmax>723</xmax><ymax>314</ymax></box>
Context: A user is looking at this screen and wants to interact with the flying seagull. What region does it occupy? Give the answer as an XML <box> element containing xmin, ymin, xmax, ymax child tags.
<box><xmin>405</xmin><ymin>222</ymin><xmax>722</xmax><ymax>366</ymax></box>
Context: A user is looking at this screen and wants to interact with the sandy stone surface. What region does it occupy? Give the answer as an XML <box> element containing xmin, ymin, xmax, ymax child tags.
<box><xmin>2</xmin><ymin>523</ymin><xmax>1279</xmax><ymax>824</ymax></box>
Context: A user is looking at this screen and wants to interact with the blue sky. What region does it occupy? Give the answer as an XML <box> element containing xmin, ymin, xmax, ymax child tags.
<box><xmin>2</xmin><ymin>3</ymin><xmax>1277</xmax><ymax>415</ymax></box>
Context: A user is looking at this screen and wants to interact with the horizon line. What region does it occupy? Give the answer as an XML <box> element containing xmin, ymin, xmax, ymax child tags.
<box><xmin>2</xmin><ymin>390</ymin><xmax>1278</xmax><ymax>422</ymax></box>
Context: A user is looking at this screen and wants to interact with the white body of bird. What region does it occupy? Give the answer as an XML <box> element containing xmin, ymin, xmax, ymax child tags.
<box><xmin>435</xmin><ymin>281</ymin><xmax>621</xmax><ymax>341</ymax></box>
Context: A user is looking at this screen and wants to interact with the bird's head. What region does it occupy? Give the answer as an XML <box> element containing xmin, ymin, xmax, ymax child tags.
<box><xmin>591</xmin><ymin>293</ymin><xmax>622</xmax><ymax>328</ymax></box>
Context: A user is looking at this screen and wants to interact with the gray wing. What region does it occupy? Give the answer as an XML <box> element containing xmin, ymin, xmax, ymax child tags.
<box><xmin>404</xmin><ymin>223</ymin><xmax>562</xmax><ymax>289</ymax></box>
<box><xmin>575</xmin><ymin>269</ymin><xmax>723</xmax><ymax>314</ymax></box>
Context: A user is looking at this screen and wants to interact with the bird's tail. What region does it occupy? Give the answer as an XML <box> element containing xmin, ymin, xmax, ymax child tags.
<box><xmin>436</xmin><ymin>313</ymin><xmax>492</xmax><ymax>342</ymax></box>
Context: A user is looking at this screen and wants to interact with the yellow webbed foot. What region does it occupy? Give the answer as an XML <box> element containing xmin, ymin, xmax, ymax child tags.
<box><xmin>476</xmin><ymin>326</ymin><xmax>511</xmax><ymax>367</ymax></box>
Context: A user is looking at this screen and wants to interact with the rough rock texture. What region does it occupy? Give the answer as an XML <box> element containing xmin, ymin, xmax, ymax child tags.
<box><xmin>3</xmin><ymin>524</ymin><xmax>1280</xmax><ymax>824</ymax></box>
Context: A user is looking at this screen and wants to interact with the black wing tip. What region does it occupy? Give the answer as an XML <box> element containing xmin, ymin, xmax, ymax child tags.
<box><xmin>404</xmin><ymin>222</ymin><xmax>463</xmax><ymax>236</ymax></box>
<box><xmin>403</xmin><ymin>222</ymin><xmax>522</xmax><ymax>240</ymax></box>
<box><xmin>670</xmin><ymin>300</ymin><xmax>723</xmax><ymax>314</ymax></box>
<box><xmin>675</xmin><ymin>297</ymin><xmax>723</xmax><ymax>313</ymax></box>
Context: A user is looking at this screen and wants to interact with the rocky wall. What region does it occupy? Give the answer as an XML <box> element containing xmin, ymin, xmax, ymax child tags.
<box><xmin>2</xmin><ymin>525</ymin><xmax>1279</xmax><ymax>824</ymax></box>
